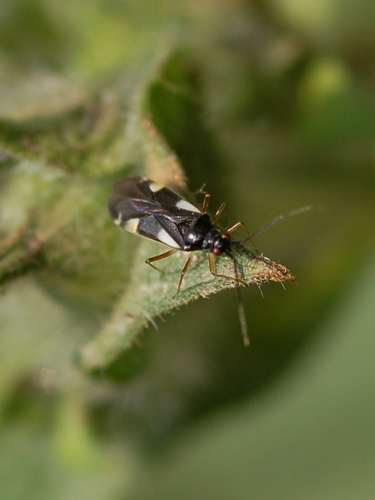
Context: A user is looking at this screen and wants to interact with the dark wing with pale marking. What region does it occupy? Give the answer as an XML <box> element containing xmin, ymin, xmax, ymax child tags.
<box><xmin>108</xmin><ymin>176</ymin><xmax>201</xmax><ymax>224</ymax></box>
<box><xmin>112</xmin><ymin>177</ymin><xmax>193</xmax><ymax>212</ymax></box>
<box><xmin>108</xmin><ymin>176</ymin><xmax>157</xmax><ymax>224</ymax></box>
<box><xmin>108</xmin><ymin>176</ymin><xmax>202</xmax><ymax>249</ymax></box>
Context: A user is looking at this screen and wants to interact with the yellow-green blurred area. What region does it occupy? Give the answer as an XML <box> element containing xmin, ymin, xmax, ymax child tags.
<box><xmin>1</xmin><ymin>0</ymin><xmax>375</xmax><ymax>499</ymax></box>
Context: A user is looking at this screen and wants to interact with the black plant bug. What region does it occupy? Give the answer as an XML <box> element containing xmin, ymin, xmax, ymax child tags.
<box><xmin>108</xmin><ymin>176</ymin><xmax>314</xmax><ymax>346</ymax></box>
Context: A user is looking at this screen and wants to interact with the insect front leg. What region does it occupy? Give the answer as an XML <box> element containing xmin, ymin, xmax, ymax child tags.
<box><xmin>226</xmin><ymin>221</ymin><xmax>258</xmax><ymax>253</ymax></box>
<box><xmin>146</xmin><ymin>249</ymin><xmax>177</xmax><ymax>273</ymax></box>
<box><xmin>208</xmin><ymin>253</ymin><xmax>247</xmax><ymax>286</ymax></box>
<box><xmin>226</xmin><ymin>220</ymin><xmax>250</xmax><ymax>235</ymax></box>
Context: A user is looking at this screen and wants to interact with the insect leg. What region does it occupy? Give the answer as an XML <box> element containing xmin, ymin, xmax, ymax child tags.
<box><xmin>196</xmin><ymin>186</ymin><xmax>211</xmax><ymax>213</ymax></box>
<box><xmin>226</xmin><ymin>221</ymin><xmax>249</xmax><ymax>235</ymax></box>
<box><xmin>196</xmin><ymin>185</ymin><xmax>226</xmax><ymax>220</ymax></box>
<box><xmin>226</xmin><ymin>221</ymin><xmax>258</xmax><ymax>253</ymax></box>
<box><xmin>146</xmin><ymin>249</ymin><xmax>177</xmax><ymax>273</ymax></box>
<box><xmin>201</xmin><ymin>193</ymin><xmax>210</xmax><ymax>213</ymax></box>
<box><xmin>208</xmin><ymin>253</ymin><xmax>247</xmax><ymax>286</ymax></box>
<box><xmin>176</xmin><ymin>253</ymin><xmax>194</xmax><ymax>294</ymax></box>
<box><xmin>196</xmin><ymin>183</ymin><xmax>206</xmax><ymax>193</ymax></box>
<box><xmin>212</xmin><ymin>202</ymin><xmax>226</xmax><ymax>224</ymax></box>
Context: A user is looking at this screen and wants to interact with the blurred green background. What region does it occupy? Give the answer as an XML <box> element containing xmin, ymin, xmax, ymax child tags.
<box><xmin>1</xmin><ymin>0</ymin><xmax>375</xmax><ymax>499</ymax></box>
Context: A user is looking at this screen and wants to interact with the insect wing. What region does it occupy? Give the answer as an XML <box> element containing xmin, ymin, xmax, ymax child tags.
<box><xmin>109</xmin><ymin>176</ymin><xmax>202</xmax><ymax>226</ymax></box>
<box><xmin>137</xmin><ymin>215</ymin><xmax>186</xmax><ymax>249</ymax></box>
<box><xmin>112</xmin><ymin>176</ymin><xmax>154</xmax><ymax>200</ymax></box>
<box><xmin>109</xmin><ymin>176</ymin><xmax>202</xmax><ymax>248</ymax></box>
<box><xmin>113</xmin><ymin>177</ymin><xmax>201</xmax><ymax>216</ymax></box>
<box><xmin>151</xmin><ymin>185</ymin><xmax>200</xmax><ymax>215</ymax></box>
<box><xmin>108</xmin><ymin>194</ymin><xmax>156</xmax><ymax>226</ymax></box>
<box><xmin>109</xmin><ymin>177</ymin><xmax>165</xmax><ymax>227</ymax></box>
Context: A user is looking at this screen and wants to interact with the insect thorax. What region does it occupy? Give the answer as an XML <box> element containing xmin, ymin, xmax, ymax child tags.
<box><xmin>182</xmin><ymin>214</ymin><xmax>231</xmax><ymax>254</ymax></box>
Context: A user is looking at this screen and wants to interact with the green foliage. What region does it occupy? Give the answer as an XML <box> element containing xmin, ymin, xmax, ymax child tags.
<box><xmin>1</xmin><ymin>1</ymin><xmax>375</xmax><ymax>499</ymax></box>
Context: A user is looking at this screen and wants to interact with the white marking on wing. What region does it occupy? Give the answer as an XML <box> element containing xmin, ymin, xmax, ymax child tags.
<box><xmin>149</xmin><ymin>182</ymin><xmax>164</xmax><ymax>192</ymax></box>
<box><xmin>176</xmin><ymin>199</ymin><xmax>201</xmax><ymax>213</ymax></box>
<box><xmin>124</xmin><ymin>218</ymin><xmax>140</xmax><ymax>233</ymax></box>
<box><xmin>157</xmin><ymin>228</ymin><xmax>181</xmax><ymax>248</ymax></box>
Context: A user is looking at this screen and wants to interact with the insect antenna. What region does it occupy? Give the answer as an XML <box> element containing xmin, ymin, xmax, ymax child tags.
<box><xmin>240</xmin><ymin>205</ymin><xmax>320</xmax><ymax>245</ymax></box>
<box><xmin>226</xmin><ymin>250</ymin><xmax>250</xmax><ymax>347</ymax></box>
<box><xmin>227</xmin><ymin>205</ymin><xmax>320</xmax><ymax>345</ymax></box>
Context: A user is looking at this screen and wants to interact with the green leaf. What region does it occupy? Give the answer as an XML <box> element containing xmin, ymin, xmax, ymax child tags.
<box><xmin>0</xmin><ymin>50</ymin><xmax>295</xmax><ymax>375</ymax></box>
<box><xmin>80</xmin><ymin>245</ymin><xmax>294</xmax><ymax>371</ymax></box>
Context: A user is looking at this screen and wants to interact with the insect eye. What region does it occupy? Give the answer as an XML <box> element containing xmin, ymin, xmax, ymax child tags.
<box><xmin>213</xmin><ymin>247</ymin><xmax>222</xmax><ymax>256</ymax></box>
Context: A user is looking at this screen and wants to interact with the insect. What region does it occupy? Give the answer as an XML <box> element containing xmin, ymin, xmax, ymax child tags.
<box><xmin>108</xmin><ymin>176</ymin><xmax>314</xmax><ymax>346</ymax></box>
